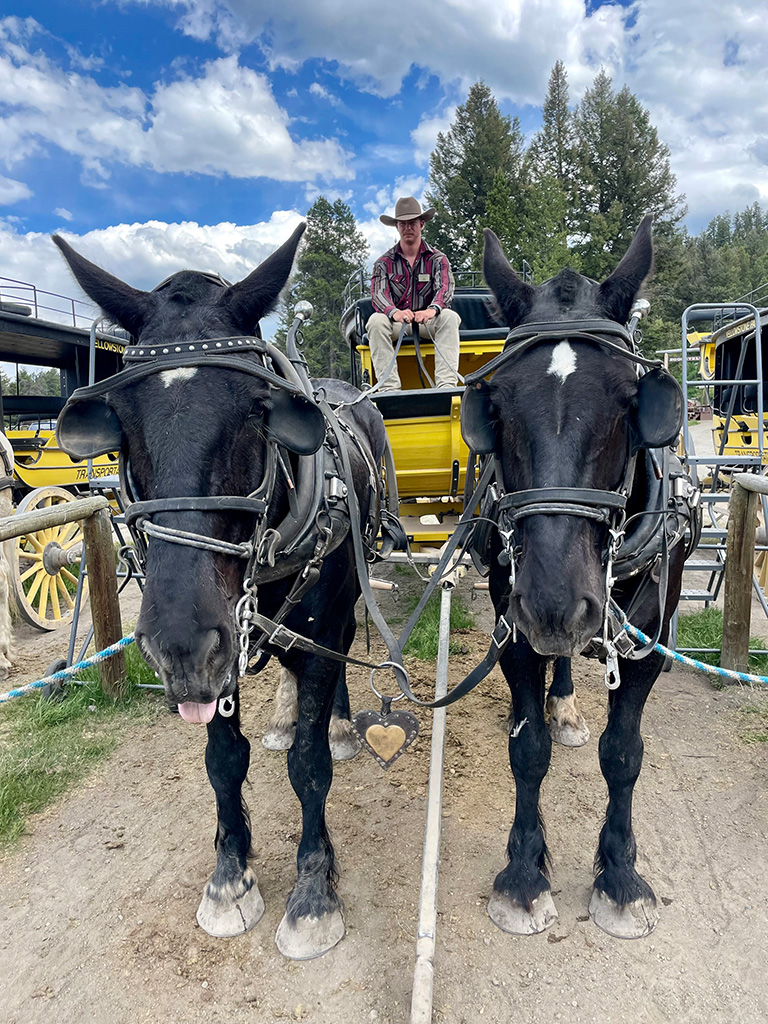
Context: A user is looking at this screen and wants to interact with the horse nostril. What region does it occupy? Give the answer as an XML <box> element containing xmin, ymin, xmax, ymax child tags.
<box><xmin>564</xmin><ymin>596</ymin><xmax>601</xmax><ymax>636</ymax></box>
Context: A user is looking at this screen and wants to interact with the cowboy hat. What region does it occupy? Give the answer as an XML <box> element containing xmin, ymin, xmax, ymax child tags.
<box><xmin>380</xmin><ymin>196</ymin><xmax>436</xmax><ymax>226</ymax></box>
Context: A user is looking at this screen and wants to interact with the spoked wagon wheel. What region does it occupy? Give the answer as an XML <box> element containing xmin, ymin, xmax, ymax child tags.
<box><xmin>11</xmin><ymin>486</ymin><xmax>85</xmax><ymax>631</ymax></box>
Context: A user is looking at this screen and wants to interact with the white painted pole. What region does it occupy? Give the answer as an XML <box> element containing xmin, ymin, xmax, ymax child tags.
<box><xmin>410</xmin><ymin>581</ymin><xmax>452</xmax><ymax>1024</ymax></box>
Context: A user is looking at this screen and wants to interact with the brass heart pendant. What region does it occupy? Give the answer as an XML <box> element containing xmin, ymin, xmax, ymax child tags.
<box><xmin>352</xmin><ymin>708</ymin><xmax>419</xmax><ymax>769</ymax></box>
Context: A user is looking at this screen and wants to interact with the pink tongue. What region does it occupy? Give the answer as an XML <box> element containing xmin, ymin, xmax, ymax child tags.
<box><xmin>177</xmin><ymin>701</ymin><xmax>217</xmax><ymax>724</ymax></box>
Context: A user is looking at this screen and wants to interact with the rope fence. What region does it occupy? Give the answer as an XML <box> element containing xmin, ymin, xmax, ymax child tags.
<box><xmin>3</xmin><ymin>621</ymin><xmax>768</xmax><ymax>707</ymax></box>
<box><xmin>0</xmin><ymin>634</ymin><xmax>136</xmax><ymax>704</ymax></box>
<box><xmin>625</xmin><ymin>624</ymin><xmax>768</xmax><ymax>686</ymax></box>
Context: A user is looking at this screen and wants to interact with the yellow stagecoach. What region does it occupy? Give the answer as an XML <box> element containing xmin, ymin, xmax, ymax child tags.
<box><xmin>688</xmin><ymin>287</ymin><xmax>768</xmax><ymax>465</ymax></box>
<box><xmin>1</xmin><ymin>287</ymin><xmax>127</xmax><ymax>629</ymax></box>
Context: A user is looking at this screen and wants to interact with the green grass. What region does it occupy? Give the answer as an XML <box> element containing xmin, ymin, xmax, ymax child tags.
<box><xmin>402</xmin><ymin>592</ymin><xmax>475</xmax><ymax>660</ymax></box>
<box><xmin>675</xmin><ymin>607</ymin><xmax>768</xmax><ymax>672</ymax></box>
<box><xmin>0</xmin><ymin>644</ymin><xmax>163</xmax><ymax>851</ymax></box>
<box><xmin>736</xmin><ymin>703</ymin><xmax>768</xmax><ymax>743</ymax></box>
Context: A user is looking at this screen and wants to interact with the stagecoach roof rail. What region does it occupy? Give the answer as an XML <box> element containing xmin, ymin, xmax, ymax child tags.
<box><xmin>0</xmin><ymin>274</ymin><xmax>127</xmax><ymax>337</ymax></box>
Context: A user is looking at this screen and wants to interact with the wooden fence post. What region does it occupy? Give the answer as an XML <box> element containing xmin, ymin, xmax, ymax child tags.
<box><xmin>82</xmin><ymin>507</ymin><xmax>126</xmax><ymax>699</ymax></box>
<box><xmin>721</xmin><ymin>474</ymin><xmax>768</xmax><ymax>673</ymax></box>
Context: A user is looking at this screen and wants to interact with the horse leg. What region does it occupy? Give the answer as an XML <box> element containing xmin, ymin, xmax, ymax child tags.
<box><xmin>546</xmin><ymin>657</ymin><xmax>590</xmax><ymax>747</ymax></box>
<box><xmin>197</xmin><ymin>687</ymin><xmax>264</xmax><ymax>937</ymax></box>
<box><xmin>262</xmin><ymin>665</ymin><xmax>298</xmax><ymax>751</ymax></box>
<box><xmin>589</xmin><ymin>654</ymin><xmax>661</xmax><ymax>938</ymax></box>
<box><xmin>262</xmin><ymin>659</ymin><xmax>360</xmax><ymax>761</ymax></box>
<box><xmin>275</xmin><ymin>653</ymin><xmax>345</xmax><ymax>960</ymax></box>
<box><xmin>488</xmin><ymin>640</ymin><xmax>558</xmax><ymax>935</ymax></box>
<box><xmin>328</xmin><ymin>617</ymin><xmax>361</xmax><ymax>761</ymax></box>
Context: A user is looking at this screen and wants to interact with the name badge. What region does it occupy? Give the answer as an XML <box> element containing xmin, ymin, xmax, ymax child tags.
<box><xmin>418</xmin><ymin>274</ymin><xmax>430</xmax><ymax>282</ymax></box>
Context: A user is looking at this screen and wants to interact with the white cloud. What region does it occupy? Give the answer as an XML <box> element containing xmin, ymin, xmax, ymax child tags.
<box><xmin>0</xmin><ymin>212</ymin><xmax>306</xmax><ymax>337</ymax></box>
<box><xmin>145</xmin><ymin>0</ymin><xmax>768</xmax><ymax>229</ymax></box>
<box><xmin>309</xmin><ymin>82</ymin><xmax>340</xmax><ymax>106</ymax></box>
<box><xmin>0</xmin><ymin>173</ymin><xmax>32</xmax><ymax>204</ymax></box>
<box><xmin>147</xmin><ymin>0</ymin><xmax>627</xmax><ymax>101</ymax></box>
<box><xmin>0</xmin><ymin>20</ymin><xmax>352</xmax><ymax>184</ymax></box>
<box><xmin>619</xmin><ymin>0</ymin><xmax>768</xmax><ymax>227</ymax></box>
<box><xmin>411</xmin><ymin>107</ymin><xmax>456</xmax><ymax>167</ymax></box>
<box><xmin>53</xmin><ymin>207</ymin><xmax>74</xmax><ymax>221</ymax></box>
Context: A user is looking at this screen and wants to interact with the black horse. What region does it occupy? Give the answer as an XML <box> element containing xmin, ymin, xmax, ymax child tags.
<box><xmin>54</xmin><ymin>226</ymin><xmax>388</xmax><ymax>960</ymax></box>
<box><xmin>463</xmin><ymin>217</ymin><xmax>696</xmax><ymax>938</ymax></box>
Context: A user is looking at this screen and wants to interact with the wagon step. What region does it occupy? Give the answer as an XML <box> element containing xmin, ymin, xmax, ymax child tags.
<box><xmin>679</xmin><ymin>588</ymin><xmax>718</xmax><ymax>601</ymax></box>
<box><xmin>685</xmin><ymin>561</ymin><xmax>724</xmax><ymax>572</ymax></box>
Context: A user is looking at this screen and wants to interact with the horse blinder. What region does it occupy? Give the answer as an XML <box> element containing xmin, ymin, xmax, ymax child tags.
<box><xmin>56</xmin><ymin>397</ymin><xmax>122</xmax><ymax>460</ymax></box>
<box><xmin>460</xmin><ymin>380</ymin><xmax>496</xmax><ymax>454</ymax></box>
<box><xmin>262</xmin><ymin>388</ymin><xmax>326</xmax><ymax>456</ymax></box>
<box><xmin>630</xmin><ymin>368</ymin><xmax>684</xmax><ymax>452</ymax></box>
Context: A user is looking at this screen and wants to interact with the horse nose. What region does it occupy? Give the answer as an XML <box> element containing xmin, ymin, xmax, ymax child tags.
<box><xmin>135</xmin><ymin>624</ymin><xmax>233</xmax><ymax>702</ymax></box>
<box><xmin>512</xmin><ymin>591</ymin><xmax>603</xmax><ymax>656</ymax></box>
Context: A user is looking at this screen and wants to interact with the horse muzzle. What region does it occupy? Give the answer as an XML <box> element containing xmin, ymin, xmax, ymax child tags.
<box><xmin>509</xmin><ymin>589</ymin><xmax>604</xmax><ymax>657</ymax></box>
<box><xmin>135</xmin><ymin>622</ymin><xmax>237</xmax><ymax>711</ymax></box>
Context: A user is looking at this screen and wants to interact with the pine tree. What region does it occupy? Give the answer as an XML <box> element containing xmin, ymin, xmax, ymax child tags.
<box><xmin>276</xmin><ymin>197</ymin><xmax>368</xmax><ymax>379</ymax></box>
<box><xmin>527</xmin><ymin>61</ymin><xmax>577</xmax><ymax>225</ymax></box>
<box><xmin>573</xmin><ymin>71</ymin><xmax>686</xmax><ymax>278</ymax></box>
<box><xmin>425</xmin><ymin>82</ymin><xmax>524</xmax><ymax>270</ymax></box>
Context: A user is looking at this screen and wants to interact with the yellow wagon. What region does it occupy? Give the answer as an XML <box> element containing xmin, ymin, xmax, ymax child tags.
<box><xmin>1</xmin><ymin>291</ymin><xmax>126</xmax><ymax>629</ymax></box>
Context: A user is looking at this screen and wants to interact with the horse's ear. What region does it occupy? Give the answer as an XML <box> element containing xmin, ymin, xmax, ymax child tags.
<box><xmin>482</xmin><ymin>229</ymin><xmax>534</xmax><ymax>328</ymax></box>
<box><xmin>52</xmin><ymin>235</ymin><xmax>152</xmax><ymax>337</ymax></box>
<box><xmin>598</xmin><ymin>215</ymin><xmax>654</xmax><ymax>324</ymax></box>
<box><xmin>224</xmin><ymin>222</ymin><xmax>307</xmax><ymax>332</ymax></box>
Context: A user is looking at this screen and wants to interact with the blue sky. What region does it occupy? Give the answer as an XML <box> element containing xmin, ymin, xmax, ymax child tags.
<box><xmin>1</xmin><ymin>0</ymin><xmax>767</xmax><ymax>317</ymax></box>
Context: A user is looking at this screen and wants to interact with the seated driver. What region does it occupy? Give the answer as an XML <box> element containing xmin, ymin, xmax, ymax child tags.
<box><xmin>367</xmin><ymin>197</ymin><xmax>461</xmax><ymax>391</ymax></box>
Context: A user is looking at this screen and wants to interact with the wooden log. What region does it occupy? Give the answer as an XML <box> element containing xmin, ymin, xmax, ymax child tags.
<box><xmin>82</xmin><ymin>507</ymin><xmax>126</xmax><ymax>699</ymax></box>
<box><xmin>0</xmin><ymin>495</ymin><xmax>110</xmax><ymax>542</ymax></box>
<box><xmin>722</xmin><ymin>479</ymin><xmax>759</xmax><ymax>674</ymax></box>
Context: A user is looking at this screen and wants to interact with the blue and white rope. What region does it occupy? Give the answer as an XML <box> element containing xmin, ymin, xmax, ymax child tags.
<box><xmin>0</xmin><ymin>634</ymin><xmax>136</xmax><ymax>704</ymax></box>
<box><xmin>625</xmin><ymin>624</ymin><xmax>768</xmax><ymax>686</ymax></box>
<box><xmin>2</xmin><ymin>624</ymin><xmax>766</xmax><ymax>703</ymax></box>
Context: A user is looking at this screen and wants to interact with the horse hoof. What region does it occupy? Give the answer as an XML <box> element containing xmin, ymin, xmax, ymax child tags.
<box><xmin>589</xmin><ymin>888</ymin><xmax>658</xmax><ymax>938</ymax></box>
<box><xmin>547</xmin><ymin>717</ymin><xmax>590</xmax><ymax>747</ymax></box>
<box><xmin>329</xmin><ymin>732</ymin><xmax>361</xmax><ymax>761</ymax></box>
<box><xmin>262</xmin><ymin>725</ymin><xmax>295</xmax><ymax>751</ymax></box>
<box><xmin>487</xmin><ymin>890</ymin><xmax>558</xmax><ymax>935</ymax></box>
<box><xmin>546</xmin><ymin>695</ymin><xmax>590</xmax><ymax>747</ymax></box>
<box><xmin>275</xmin><ymin>909</ymin><xmax>345</xmax><ymax>960</ymax></box>
<box><xmin>196</xmin><ymin>873</ymin><xmax>265</xmax><ymax>938</ymax></box>
<box><xmin>329</xmin><ymin>717</ymin><xmax>361</xmax><ymax>761</ymax></box>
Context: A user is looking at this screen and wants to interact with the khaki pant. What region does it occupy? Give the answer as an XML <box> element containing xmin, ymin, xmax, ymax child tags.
<box><xmin>365</xmin><ymin>310</ymin><xmax>461</xmax><ymax>390</ymax></box>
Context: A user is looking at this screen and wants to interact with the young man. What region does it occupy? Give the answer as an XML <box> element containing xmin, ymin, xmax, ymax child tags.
<box><xmin>367</xmin><ymin>197</ymin><xmax>461</xmax><ymax>391</ymax></box>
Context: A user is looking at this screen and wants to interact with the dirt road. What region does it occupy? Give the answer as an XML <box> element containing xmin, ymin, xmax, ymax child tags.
<box><xmin>1</xmin><ymin>581</ymin><xmax>767</xmax><ymax>1024</ymax></box>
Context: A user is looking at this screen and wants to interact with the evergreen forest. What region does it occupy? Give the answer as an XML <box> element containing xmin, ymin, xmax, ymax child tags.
<box><xmin>281</xmin><ymin>64</ymin><xmax>768</xmax><ymax>377</ymax></box>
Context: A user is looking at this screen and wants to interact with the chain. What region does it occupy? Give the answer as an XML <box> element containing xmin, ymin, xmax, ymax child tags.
<box><xmin>235</xmin><ymin>581</ymin><xmax>258</xmax><ymax>677</ymax></box>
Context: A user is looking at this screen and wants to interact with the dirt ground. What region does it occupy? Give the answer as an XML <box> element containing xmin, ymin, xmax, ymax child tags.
<box><xmin>1</xmin><ymin>571</ymin><xmax>768</xmax><ymax>1024</ymax></box>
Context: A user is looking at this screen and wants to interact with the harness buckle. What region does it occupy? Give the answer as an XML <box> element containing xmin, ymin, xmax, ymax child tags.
<box><xmin>613</xmin><ymin>629</ymin><xmax>636</xmax><ymax>658</ymax></box>
<box><xmin>268</xmin><ymin>624</ymin><xmax>299</xmax><ymax>651</ymax></box>
<box><xmin>493</xmin><ymin>614</ymin><xmax>515</xmax><ymax>649</ymax></box>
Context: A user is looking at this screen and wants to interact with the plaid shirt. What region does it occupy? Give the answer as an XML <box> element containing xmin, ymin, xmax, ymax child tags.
<box><xmin>370</xmin><ymin>240</ymin><xmax>455</xmax><ymax>318</ymax></box>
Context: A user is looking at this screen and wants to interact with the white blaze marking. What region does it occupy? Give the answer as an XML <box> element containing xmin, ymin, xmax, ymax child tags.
<box><xmin>160</xmin><ymin>367</ymin><xmax>198</xmax><ymax>387</ymax></box>
<box><xmin>547</xmin><ymin>341</ymin><xmax>577</xmax><ymax>383</ymax></box>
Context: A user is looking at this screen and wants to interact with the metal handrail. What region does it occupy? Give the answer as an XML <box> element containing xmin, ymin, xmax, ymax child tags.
<box><xmin>0</xmin><ymin>274</ymin><xmax>102</xmax><ymax>330</ymax></box>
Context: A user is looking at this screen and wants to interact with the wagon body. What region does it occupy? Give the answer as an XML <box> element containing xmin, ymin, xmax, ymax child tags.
<box><xmin>697</xmin><ymin>305</ymin><xmax>768</xmax><ymax>463</ymax></box>
<box><xmin>1</xmin><ymin>291</ymin><xmax>126</xmax><ymax>628</ymax></box>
